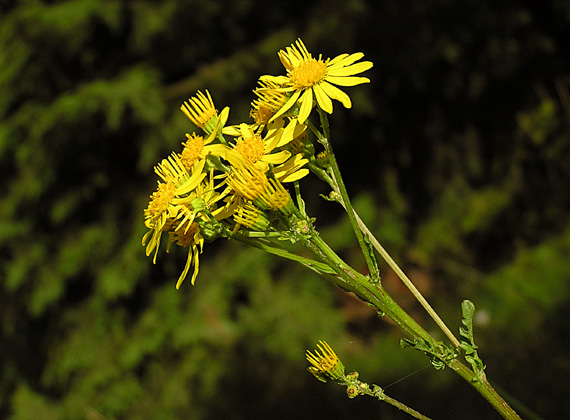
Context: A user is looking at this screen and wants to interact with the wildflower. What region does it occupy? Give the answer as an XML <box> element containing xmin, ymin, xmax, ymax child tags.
<box><xmin>257</xmin><ymin>178</ymin><xmax>295</xmax><ymax>215</ymax></box>
<box><xmin>168</xmin><ymin>220</ymin><xmax>204</xmax><ymax>288</ymax></box>
<box><xmin>261</xmin><ymin>39</ymin><xmax>373</xmax><ymax>123</ymax></box>
<box><xmin>225</xmin><ymin>118</ymin><xmax>304</xmax><ymax>170</ymax></box>
<box><xmin>227</xmin><ymin>157</ymin><xmax>269</xmax><ymax>201</ymax></box>
<box><xmin>306</xmin><ymin>340</ymin><xmax>346</xmax><ymax>382</ymax></box>
<box><xmin>143</xmin><ymin>157</ymin><xmax>206</xmax><ymax>262</ymax></box>
<box><xmin>179</xmin><ymin>130</ymin><xmax>230</xmax><ymax>170</ymax></box>
<box><xmin>233</xmin><ymin>202</ymin><xmax>271</xmax><ymax>231</ymax></box>
<box><xmin>181</xmin><ymin>90</ymin><xmax>230</xmax><ymax>136</ymax></box>
<box><xmin>165</xmin><ymin>170</ymin><xmax>232</xmax><ymax>288</ymax></box>
<box><xmin>250</xmin><ymin>79</ymin><xmax>289</xmax><ymax>125</ymax></box>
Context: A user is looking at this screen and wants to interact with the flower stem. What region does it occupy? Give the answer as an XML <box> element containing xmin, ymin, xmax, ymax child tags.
<box><xmin>381</xmin><ymin>395</ymin><xmax>433</xmax><ymax>420</ymax></box>
<box><xmin>313</xmin><ymin>109</ymin><xmax>381</xmax><ymax>282</ymax></box>
<box><xmin>352</xmin><ymin>210</ymin><xmax>461</xmax><ymax>348</ymax></box>
<box><xmin>307</xmin><ymin>230</ymin><xmax>521</xmax><ymax>419</ymax></box>
<box><xmin>448</xmin><ymin>359</ymin><xmax>522</xmax><ymax>420</ymax></box>
<box><xmin>303</xmin><ymin>231</ymin><xmax>437</xmax><ymax>344</ymax></box>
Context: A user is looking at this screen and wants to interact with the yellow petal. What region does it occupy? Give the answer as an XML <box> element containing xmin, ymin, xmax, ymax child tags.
<box><xmin>262</xmin><ymin>150</ymin><xmax>291</xmax><ymax>164</ymax></box>
<box><xmin>270</xmin><ymin>89</ymin><xmax>301</xmax><ymax>122</ymax></box>
<box><xmin>327</xmin><ymin>53</ymin><xmax>350</xmax><ymax>66</ymax></box>
<box><xmin>325</xmin><ymin>75</ymin><xmax>370</xmax><ymax>86</ymax></box>
<box><xmin>298</xmin><ymin>89</ymin><xmax>314</xmax><ymax>124</ymax></box>
<box><xmin>328</xmin><ymin>52</ymin><xmax>364</xmax><ymax>68</ymax></box>
<box><xmin>260</xmin><ymin>75</ymin><xmax>290</xmax><ymax>85</ymax></box>
<box><xmin>203</xmin><ymin>144</ymin><xmax>231</xmax><ymax>158</ymax></box>
<box><xmin>222</xmin><ymin>125</ymin><xmax>241</xmax><ymax>136</ymax></box>
<box><xmin>280</xmin><ymin>168</ymin><xmax>309</xmax><ymax>182</ymax></box>
<box><xmin>319</xmin><ymin>81</ymin><xmax>352</xmax><ymax>109</ymax></box>
<box><xmin>313</xmin><ymin>84</ymin><xmax>333</xmax><ymax>114</ymax></box>
<box><xmin>327</xmin><ymin>61</ymin><xmax>374</xmax><ymax>77</ymax></box>
<box><xmin>277</xmin><ymin>118</ymin><xmax>302</xmax><ymax>148</ymax></box>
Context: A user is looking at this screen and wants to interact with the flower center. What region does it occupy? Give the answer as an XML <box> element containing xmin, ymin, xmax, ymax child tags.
<box><xmin>146</xmin><ymin>182</ymin><xmax>176</xmax><ymax>219</ymax></box>
<box><xmin>180</xmin><ymin>133</ymin><xmax>205</xmax><ymax>169</ymax></box>
<box><xmin>250</xmin><ymin>104</ymin><xmax>274</xmax><ymax>126</ymax></box>
<box><xmin>174</xmin><ymin>221</ymin><xmax>199</xmax><ymax>247</ymax></box>
<box><xmin>290</xmin><ymin>58</ymin><xmax>328</xmax><ymax>89</ymax></box>
<box><xmin>235</xmin><ymin>134</ymin><xmax>265</xmax><ymax>163</ymax></box>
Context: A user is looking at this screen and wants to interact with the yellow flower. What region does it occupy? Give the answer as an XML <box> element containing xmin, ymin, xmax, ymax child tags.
<box><xmin>262</xmin><ymin>39</ymin><xmax>373</xmax><ymax>123</ymax></box>
<box><xmin>168</xmin><ymin>220</ymin><xmax>204</xmax><ymax>289</ymax></box>
<box><xmin>224</xmin><ymin>118</ymin><xmax>304</xmax><ymax>168</ymax></box>
<box><xmin>143</xmin><ymin>156</ymin><xmax>206</xmax><ymax>262</ymax></box>
<box><xmin>257</xmin><ymin>177</ymin><xmax>294</xmax><ymax>215</ymax></box>
<box><xmin>250</xmin><ymin>79</ymin><xmax>289</xmax><ymax>125</ymax></box>
<box><xmin>179</xmin><ymin>130</ymin><xmax>231</xmax><ymax>170</ymax></box>
<box><xmin>226</xmin><ymin>156</ymin><xmax>269</xmax><ymax>201</ymax></box>
<box><xmin>165</xmin><ymin>170</ymin><xmax>232</xmax><ymax>288</ymax></box>
<box><xmin>306</xmin><ymin>340</ymin><xmax>346</xmax><ymax>382</ymax></box>
<box><xmin>224</xmin><ymin>119</ymin><xmax>309</xmax><ymax>182</ymax></box>
<box><xmin>181</xmin><ymin>90</ymin><xmax>230</xmax><ymax>136</ymax></box>
<box><xmin>233</xmin><ymin>202</ymin><xmax>271</xmax><ymax>231</ymax></box>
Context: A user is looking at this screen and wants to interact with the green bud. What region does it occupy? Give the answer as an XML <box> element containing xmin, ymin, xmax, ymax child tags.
<box><xmin>346</xmin><ymin>371</ymin><xmax>359</xmax><ymax>381</ymax></box>
<box><xmin>346</xmin><ymin>384</ymin><xmax>359</xmax><ymax>399</ymax></box>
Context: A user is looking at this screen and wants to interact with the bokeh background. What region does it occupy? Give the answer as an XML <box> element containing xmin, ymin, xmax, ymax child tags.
<box><xmin>2</xmin><ymin>1</ymin><xmax>570</xmax><ymax>419</ymax></box>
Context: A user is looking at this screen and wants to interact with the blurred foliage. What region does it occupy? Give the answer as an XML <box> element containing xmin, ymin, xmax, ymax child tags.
<box><xmin>1</xmin><ymin>0</ymin><xmax>570</xmax><ymax>419</ymax></box>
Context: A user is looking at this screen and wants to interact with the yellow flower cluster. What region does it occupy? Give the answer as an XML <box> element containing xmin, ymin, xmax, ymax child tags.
<box><xmin>143</xmin><ymin>39</ymin><xmax>373</xmax><ymax>288</ymax></box>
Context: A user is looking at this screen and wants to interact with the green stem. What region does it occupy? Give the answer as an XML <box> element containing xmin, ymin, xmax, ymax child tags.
<box><xmin>229</xmin><ymin>232</ymin><xmax>337</xmax><ymax>277</ymax></box>
<box><xmin>382</xmin><ymin>395</ymin><xmax>432</xmax><ymax>420</ymax></box>
<box><xmin>313</xmin><ymin>110</ymin><xmax>380</xmax><ymax>282</ymax></box>
<box><xmin>352</xmin><ymin>211</ymin><xmax>461</xmax><ymax>348</ymax></box>
<box><xmin>304</xmin><ymin>228</ymin><xmax>521</xmax><ymax>420</ymax></box>
<box><xmin>304</xmin><ymin>231</ymin><xmax>436</xmax><ymax>344</ymax></box>
<box><xmin>448</xmin><ymin>359</ymin><xmax>522</xmax><ymax>420</ymax></box>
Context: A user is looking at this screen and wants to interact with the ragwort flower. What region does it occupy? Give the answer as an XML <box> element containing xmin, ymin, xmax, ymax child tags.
<box><xmin>181</xmin><ymin>90</ymin><xmax>230</xmax><ymax>136</ymax></box>
<box><xmin>143</xmin><ymin>156</ymin><xmax>206</xmax><ymax>262</ymax></box>
<box><xmin>261</xmin><ymin>39</ymin><xmax>373</xmax><ymax>123</ymax></box>
<box><xmin>224</xmin><ymin>119</ymin><xmax>309</xmax><ymax>183</ymax></box>
<box><xmin>166</xmin><ymin>170</ymin><xmax>234</xmax><ymax>288</ymax></box>
<box><xmin>306</xmin><ymin>340</ymin><xmax>346</xmax><ymax>382</ymax></box>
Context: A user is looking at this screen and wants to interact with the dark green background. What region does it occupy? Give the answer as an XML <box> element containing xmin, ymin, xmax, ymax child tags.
<box><xmin>2</xmin><ymin>1</ymin><xmax>569</xmax><ymax>419</ymax></box>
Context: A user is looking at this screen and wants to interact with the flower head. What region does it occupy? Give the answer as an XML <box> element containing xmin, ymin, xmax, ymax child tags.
<box><xmin>306</xmin><ymin>340</ymin><xmax>346</xmax><ymax>382</ymax></box>
<box><xmin>261</xmin><ymin>39</ymin><xmax>373</xmax><ymax>123</ymax></box>
<box><xmin>250</xmin><ymin>79</ymin><xmax>289</xmax><ymax>125</ymax></box>
<box><xmin>181</xmin><ymin>90</ymin><xmax>230</xmax><ymax>136</ymax></box>
<box><xmin>164</xmin><ymin>170</ymin><xmax>232</xmax><ymax>288</ymax></box>
<box><xmin>143</xmin><ymin>156</ymin><xmax>206</xmax><ymax>262</ymax></box>
<box><xmin>224</xmin><ymin>118</ymin><xmax>304</xmax><ymax>169</ymax></box>
<box><xmin>227</xmin><ymin>156</ymin><xmax>269</xmax><ymax>201</ymax></box>
<box><xmin>256</xmin><ymin>178</ymin><xmax>294</xmax><ymax>215</ymax></box>
<box><xmin>168</xmin><ymin>220</ymin><xmax>204</xmax><ymax>288</ymax></box>
<box><xmin>179</xmin><ymin>131</ymin><xmax>230</xmax><ymax>170</ymax></box>
<box><xmin>233</xmin><ymin>202</ymin><xmax>271</xmax><ymax>231</ymax></box>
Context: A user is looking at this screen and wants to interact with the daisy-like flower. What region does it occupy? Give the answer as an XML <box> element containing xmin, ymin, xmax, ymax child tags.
<box><xmin>168</xmin><ymin>220</ymin><xmax>204</xmax><ymax>289</ymax></box>
<box><xmin>257</xmin><ymin>177</ymin><xmax>295</xmax><ymax>215</ymax></box>
<box><xmin>181</xmin><ymin>90</ymin><xmax>230</xmax><ymax>136</ymax></box>
<box><xmin>250</xmin><ymin>79</ymin><xmax>289</xmax><ymax>126</ymax></box>
<box><xmin>261</xmin><ymin>39</ymin><xmax>373</xmax><ymax>123</ymax></box>
<box><xmin>224</xmin><ymin>119</ymin><xmax>309</xmax><ymax>182</ymax></box>
<box><xmin>143</xmin><ymin>156</ymin><xmax>206</xmax><ymax>262</ymax></box>
<box><xmin>233</xmin><ymin>201</ymin><xmax>271</xmax><ymax>231</ymax></box>
<box><xmin>226</xmin><ymin>156</ymin><xmax>270</xmax><ymax>202</ymax></box>
<box><xmin>179</xmin><ymin>130</ymin><xmax>231</xmax><ymax>171</ymax></box>
<box><xmin>165</xmin><ymin>170</ymin><xmax>233</xmax><ymax>288</ymax></box>
<box><xmin>306</xmin><ymin>340</ymin><xmax>346</xmax><ymax>383</ymax></box>
<box><xmin>224</xmin><ymin>118</ymin><xmax>305</xmax><ymax>170</ymax></box>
